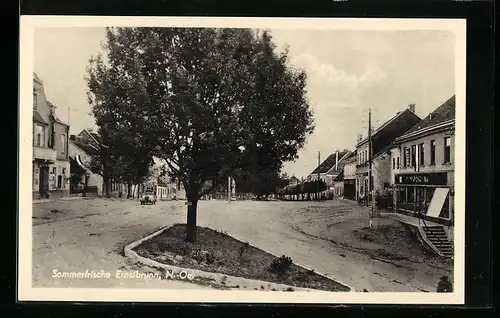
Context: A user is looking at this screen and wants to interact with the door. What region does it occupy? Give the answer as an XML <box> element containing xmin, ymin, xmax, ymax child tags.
<box><xmin>415</xmin><ymin>187</ymin><xmax>425</xmax><ymax>215</ymax></box>
<box><xmin>39</xmin><ymin>166</ymin><xmax>49</xmax><ymax>194</ymax></box>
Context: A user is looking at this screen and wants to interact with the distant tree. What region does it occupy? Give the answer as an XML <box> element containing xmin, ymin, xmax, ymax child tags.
<box><xmin>85</xmin><ymin>27</ymin><xmax>314</xmax><ymax>242</ymax></box>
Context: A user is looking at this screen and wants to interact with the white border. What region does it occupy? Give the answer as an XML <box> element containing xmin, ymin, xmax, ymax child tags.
<box><xmin>18</xmin><ymin>16</ymin><xmax>466</xmax><ymax>304</ymax></box>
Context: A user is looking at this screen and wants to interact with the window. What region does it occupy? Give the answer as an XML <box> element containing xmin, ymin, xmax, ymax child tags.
<box><xmin>396</xmin><ymin>157</ymin><xmax>400</xmax><ymax>169</ymax></box>
<box><xmin>419</xmin><ymin>143</ymin><xmax>425</xmax><ymax>166</ymax></box>
<box><xmin>403</xmin><ymin>148</ymin><xmax>407</xmax><ymax>167</ymax></box>
<box><xmin>35</xmin><ymin>124</ymin><xmax>44</xmax><ymax>147</ymax></box>
<box><xmin>33</xmin><ymin>89</ymin><xmax>37</xmax><ymax>109</ymax></box>
<box><xmin>61</xmin><ymin>134</ymin><xmax>66</xmax><ymax>153</ymax></box>
<box><xmin>57</xmin><ymin>175</ymin><xmax>62</xmax><ymax>188</ymax></box>
<box><xmin>365</xmin><ymin>150</ymin><xmax>368</xmax><ymax>163</ymax></box>
<box><xmin>392</xmin><ymin>158</ymin><xmax>396</xmax><ymax>169</ymax></box>
<box><xmin>411</xmin><ymin>145</ymin><xmax>416</xmax><ymax>167</ymax></box>
<box><xmin>444</xmin><ymin>137</ymin><xmax>451</xmax><ymax>163</ymax></box>
<box><xmin>430</xmin><ymin>140</ymin><xmax>436</xmax><ymax>165</ymax></box>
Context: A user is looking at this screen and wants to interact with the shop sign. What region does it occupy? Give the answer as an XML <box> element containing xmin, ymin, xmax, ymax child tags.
<box><xmin>395</xmin><ymin>172</ymin><xmax>447</xmax><ymax>185</ymax></box>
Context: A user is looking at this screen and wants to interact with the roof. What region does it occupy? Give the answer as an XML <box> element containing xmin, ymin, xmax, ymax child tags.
<box><xmin>396</xmin><ymin>95</ymin><xmax>455</xmax><ymax>140</ymax></box>
<box><xmin>70</xmin><ymin>139</ymin><xmax>99</xmax><ymax>155</ymax></box>
<box><xmin>33</xmin><ymin>110</ymin><xmax>48</xmax><ymax>125</ymax></box>
<box><xmin>356</xmin><ymin>108</ymin><xmax>419</xmax><ymax>147</ymax></box>
<box><xmin>33</xmin><ymin>73</ymin><xmax>42</xmax><ymax>84</ymax></box>
<box><xmin>311</xmin><ymin>150</ymin><xmax>350</xmax><ymax>174</ymax></box>
<box><xmin>157</xmin><ymin>177</ymin><xmax>169</xmax><ymax>187</ymax></box>
<box><xmin>80</xmin><ymin>129</ymin><xmax>102</xmax><ymax>144</ymax></box>
<box><xmin>333</xmin><ymin>170</ymin><xmax>344</xmax><ymax>181</ymax></box>
<box><xmin>52</xmin><ymin>114</ymin><xmax>69</xmax><ymax>126</ymax></box>
<box><xmin>373</xmin><ymin>143</ymin><xmax>395</xmax><ymax>160</ymax></box>
<box><xmin>46</xmin><ymin>101</ymin><xmax>69</xmax><ymax>126</ymax></box>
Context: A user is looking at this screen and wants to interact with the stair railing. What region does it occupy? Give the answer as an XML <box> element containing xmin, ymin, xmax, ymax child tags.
<box><xmin>416</xmin><ymin>197</ymin><xmax>451</xmax><ymax>257</ymax></box>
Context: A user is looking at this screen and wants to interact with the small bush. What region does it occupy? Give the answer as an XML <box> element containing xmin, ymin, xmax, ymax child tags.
<box><xmin>269</xmin><ymin>255</ymin><xmax>293</xmax><ymax>276</ymax></box>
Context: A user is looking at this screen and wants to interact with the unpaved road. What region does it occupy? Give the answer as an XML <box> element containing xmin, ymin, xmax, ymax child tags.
<box><xmin>32</xmin><ymin>198</ymin><xmax>452</xmax><ymax>292</ymax></box>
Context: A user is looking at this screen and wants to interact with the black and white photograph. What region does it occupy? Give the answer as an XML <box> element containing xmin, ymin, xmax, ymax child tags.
<box><xmin>19</xmin><ymin>16</ymin><xmax>466</xmax><ymax>304</ymax></box>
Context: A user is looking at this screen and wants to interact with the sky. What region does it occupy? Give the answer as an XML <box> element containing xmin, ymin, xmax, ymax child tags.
<box><xmin>34</xmin><ymin>27</ymin><xmax>455</xmax><ymax>179</ymax></box>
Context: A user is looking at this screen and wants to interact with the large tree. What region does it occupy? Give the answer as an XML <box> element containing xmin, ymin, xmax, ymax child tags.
<box><xmin>86</xmin><ymin>27</ymin><xmax>314</xmax><ymax>242</ymax></box>
<box><xmin>86</xmin><ymin>30</ymin><xmax>156</xmax><ymax>197</ymax></box>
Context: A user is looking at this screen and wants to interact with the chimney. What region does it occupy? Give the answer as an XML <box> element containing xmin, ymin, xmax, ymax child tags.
<box><xmin>70</xmin><ymin>134</ymin><xmax>76</xmax><ymax>141</ymax></box>
<box><xmin>408</xmin><ymin>104</ymin><xmax>416</xmax><ymax>114</ymax></box>
<box><xmin>357</xmin><ymin>134</ymin><xmax>363</xmax><ymax>144</ymax></box>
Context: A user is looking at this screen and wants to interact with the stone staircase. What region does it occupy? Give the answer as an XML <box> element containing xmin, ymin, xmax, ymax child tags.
<box><xmin>422</xmin><ymin>226</ymin><xmax>454</xmax><ymax>258</ymax></box>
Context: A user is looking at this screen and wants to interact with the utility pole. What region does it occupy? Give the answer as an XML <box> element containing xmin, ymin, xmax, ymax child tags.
<box><xmin>317</xmin><ymin>151</ymin><xmax>320</xmax><ymax>201</ymax></box>
<box><xmin>368</xmin><ymin>108</ymin><xmax>373</xmax><ymax>227</ymax></box>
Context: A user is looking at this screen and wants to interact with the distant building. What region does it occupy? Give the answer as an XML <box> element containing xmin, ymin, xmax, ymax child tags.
<box><xmin>32</xmin><ymin>73</ymin><xmax>70</xmax><ymax>199</ymax></box>
<box><xmin>391</xmin><ymin>96</ymin><xmax>455</xmax><ymax>236</ymax></box>
<box><xmin>68</xmin><ymin>129</ymin><xmax>126</xmax><ymax>197</ymax></box>
<box><xmin>144</xmin><ymin>159</ymin><xmax>186</xmax><ymax>200</ymax></box>
<box><xmin>307</xmin><ymin>149</ymin><xmax>353</xmax><ymax>188</ymax></box>
<box><xmin>68</xmin><ymin>134</ymin><xmax>104</xmax><ymax>196</ymax></box>
<box><xmin>288</xmin><ymin>176</ymin><xmax>300</xmax><ymax>187</ymax></box>
<box><xmin>355</xmin><ymin>106</ymin><xmax>421</xmax><ymax>202</ymax></box>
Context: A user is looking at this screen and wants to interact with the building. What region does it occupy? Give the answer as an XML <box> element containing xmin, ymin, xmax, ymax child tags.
<box><xmin>32</xmin><ymin>73</ymin><xmax>71</xmax><ymax>199</ymax></box>
<box><xmin>390</xmin><ymin>96</ymin><xmax>455</xmax><ymax>235</ymax></box>
<box><xmin>307</xmin><ymin>150</ymin><xmax>353</xmax><ymax>189</ymax></box>
<box><xmin>145</xmin><ymin>159</ymin><xmax>187</xmax><ymax>200</ymax></box>
<box><xmin>342</xmin><ymin>151</ymin><xmax>357</xmax><ymax>201</ymax></box>
<box><xmin>68</xmin><ymin>133</ymin><xmax>104</xmax><ymax>196</ymax></box>
<box><xmin>68</xmin><ymin>129</ymin><xmax>126</xmax><ymax>197</ymax></box>
<box><xmin>288</xmin><ymin>176</ymin><xmax>300</xmax><ymax>187</ymax></box>
<box><xmin>355</xmin><ymin>105</ymin><xmax>421</xmax><ymax>203</ymax></box>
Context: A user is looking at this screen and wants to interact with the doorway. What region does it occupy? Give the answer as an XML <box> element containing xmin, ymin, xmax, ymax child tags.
<box><xmin>39</xmin><ymin>166</ymin><xmax>49</xmax><ymax>195</ymax></box>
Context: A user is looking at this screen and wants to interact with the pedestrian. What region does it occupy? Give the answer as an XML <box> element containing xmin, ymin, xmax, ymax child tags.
<box><xmin>437</xmin><ymin>276</ymin><xmax>453</xmax><ymax>292</ymax></box>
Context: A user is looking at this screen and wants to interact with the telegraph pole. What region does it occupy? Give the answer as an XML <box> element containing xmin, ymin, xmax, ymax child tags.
<box><xmin>317</xmin><ymin>151</ymin><xmax>321</xmax><ymax>201</ymax></box>
<box><xmin>368</xmin><ymin>108</ymin><xmax>373</xmax><ymax>227</ymax></box>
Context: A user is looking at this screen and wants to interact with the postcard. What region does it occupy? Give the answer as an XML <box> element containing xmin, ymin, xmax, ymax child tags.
<box><xmin>19</xmin><ymin>16</ymin><xmax>466</xmax><ymax>304</ymax></box>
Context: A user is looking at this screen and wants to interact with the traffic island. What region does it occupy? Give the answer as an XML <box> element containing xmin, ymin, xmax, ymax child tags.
<box><xmin>125</xmin><ymin>224</ymin><xmax>352</xmax><ymax>292</ymax></box>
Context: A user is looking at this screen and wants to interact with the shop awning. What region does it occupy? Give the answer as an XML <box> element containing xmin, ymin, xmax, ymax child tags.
<box><xmin>427</xmin><ymin>188</ymin><xmax>449</xmax><ymax>218</ymax></box>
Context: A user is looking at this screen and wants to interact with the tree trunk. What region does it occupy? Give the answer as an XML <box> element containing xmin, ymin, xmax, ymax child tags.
<box><xmin>127</xmin><ymin>183</ymin><xmax>133</xmax><ymax>198</ymax></box>
<box><xmin>186</xmin><ymin>199</ymin><xmax>198</xmax><ymax>243</ymax></box>
<box><xmin>103</xmin><ymin>176</ymin><xmax>111</xmax><ymax>198</ymax></box>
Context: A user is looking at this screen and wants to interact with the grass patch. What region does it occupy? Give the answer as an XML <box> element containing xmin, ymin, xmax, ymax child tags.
<box><xmin>133</xmin><ymin>224</ymin><xmax>350</xmax><ymax>292</ymax></box>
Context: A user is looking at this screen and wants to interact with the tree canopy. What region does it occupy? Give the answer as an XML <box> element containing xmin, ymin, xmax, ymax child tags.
<box><xmin>86</xmin><ymin>27</ymin><xmax>314</xmax><ymax>241</ymax></box>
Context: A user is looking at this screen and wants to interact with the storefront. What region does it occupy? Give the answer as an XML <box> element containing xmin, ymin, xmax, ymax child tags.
<box><xmin>394</xmin><ymin>172</ymin><xmax>453</xmax><ymax>224</ymax></box>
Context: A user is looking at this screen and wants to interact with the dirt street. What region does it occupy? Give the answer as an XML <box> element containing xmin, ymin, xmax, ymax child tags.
<box><xmin>32</xmin><ymin>198</ymin><xmax>452</xmax><ymax>292</ymax></box>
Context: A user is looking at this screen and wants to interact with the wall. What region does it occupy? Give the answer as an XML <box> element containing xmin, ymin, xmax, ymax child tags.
<box><xmin>33</xmin><ymin>78</ymin><xmax>51</xmax><ymax>124</ymax></box>
<box><xmin>373</xmin><ymin>154</ymin><xmax>391</xmax><ymax>192</ymax></box>
<box><xmin>333</xmin><ymin>181</ymin><xmax>344</xmax><ymax>197</ymax></box>
<box><xmin>343</xmin><ymin>161</ymin><xmax>356</xmax><ymax>179</ymax></box>
<box><xmin>54</xmin><ymin>122</ymin><xmax>69</xmax><ymax>161</ymax></box>
<box><xmin>390</xmin><ymin>147</ymin><xmax>401</xmax><ymax>185</ymax></box>
<box><xmin>33</xmin><ymin>79</ymin><xmax>51</xmax><ymax>149</ymax></box>
<box><xmin>396</xmin><ymin>130</ymin><xmax>455</xmax><ymax>176</ymax></box>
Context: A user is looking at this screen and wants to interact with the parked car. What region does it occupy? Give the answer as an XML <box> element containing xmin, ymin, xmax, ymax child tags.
<box><xmin>140</xmin><ymin>190</ymin><xmax>157</xmax><ymax>205</ymax></box>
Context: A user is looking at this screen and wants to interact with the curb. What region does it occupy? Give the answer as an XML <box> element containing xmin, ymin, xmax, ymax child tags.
<box><xmin>124</xmin><ymin>225</ymin><xmax>355</xmax><ymax>293</ymax></box>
